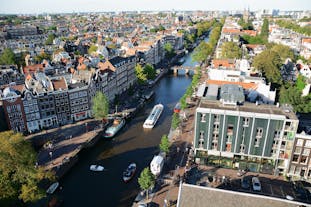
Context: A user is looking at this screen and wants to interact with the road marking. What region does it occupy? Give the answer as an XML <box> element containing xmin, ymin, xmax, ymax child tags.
<box><xmin>280</xmin><ymin>186</ymin><xmax>285</xmax><ymax>197</ymax></box>
<box><xmin>270</xmin><ymin>184</ymin><xmax>274</xmax><ymax>196</ymax></box>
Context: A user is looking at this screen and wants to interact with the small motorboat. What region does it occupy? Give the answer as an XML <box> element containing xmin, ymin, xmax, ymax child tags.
<box><xmin>46</xmin><ymin>182</ymin><xmax>59</xmax><ymax>194</ymax></box>
<box><xmin>174</xmin><ymin>102</ymin><xmax>181</xmax><ymax>113</ymax></box>
<box><xmin>104</xmin><ymin>118</ymin><xmax>126</xmax><ymax>138</ymax></box>
<box><xmin>123</xmin><ymin>163</ymin><xmax>136</xmax><ymax>182</ymax></box>
<box><xmin>90</xmin><ymin>165</ymin><xmax>104</xmax><ymax>172</ymax></box>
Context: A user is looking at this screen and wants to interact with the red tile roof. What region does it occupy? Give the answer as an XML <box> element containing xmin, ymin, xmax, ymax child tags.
<box><xmin>52</xmin><ymin>77</ymin><xmax>67</xmax><ymax>90</ymax></box>
<box><xmin>23</xmin><ymin>64</ymin><xmax>44</xmax><ymax>75</ymax></box>
<box><xmin>206</xmin><ymin>80</ymin><xmax>258</xmax><ymax>90</ymax></box>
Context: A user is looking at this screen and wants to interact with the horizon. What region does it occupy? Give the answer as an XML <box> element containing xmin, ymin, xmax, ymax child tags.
<box><xmin>0</xmin><ymin>0</ymin><xmax>310</xmax><ymax>15</ymax></box>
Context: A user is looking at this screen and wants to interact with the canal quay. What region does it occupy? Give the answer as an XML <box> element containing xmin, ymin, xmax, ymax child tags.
<box><xmin>43</xmin><ymin>37</ymin><xmax>209</xmax><ymax>207</ymax></box>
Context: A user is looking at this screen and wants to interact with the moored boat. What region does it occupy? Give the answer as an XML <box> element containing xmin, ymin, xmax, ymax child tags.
<box><xmin>174</xmin><ymin>102</ymin><xmax>181</xmax><ymax>113</ymax></box>
<box><xmin>90</xmin><ymin>165</ymin><xmax>104</xmax><ymax>171</ymax></box>
<box><xmin>47</xmin><ymin>182</ymin><xmax>59</xmax><ymax>194</ymax></box>
<box><xmin>143</xmin><ymin>104</ymin><xmax>164</xmax><ymax>129</ymax></box>
<box><xmin>123</xmin><ymin>163</ymin><xmax>136</xmax><ymax>182</ymax></box>
<box><xmin>104</xmin><ymin>118</ymin><xmax>125</xmax><ymax>138</ymax></box>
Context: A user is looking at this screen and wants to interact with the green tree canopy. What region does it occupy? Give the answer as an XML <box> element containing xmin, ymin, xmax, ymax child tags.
<box><xmin>34</xmin><ymin>52</ymin><xmax>51</xmax><ymax>63</ymax></box>
<box><xmin>0</xmin><ymin>48</ymin><xmax>16</xmax><ymax>65</ymax></box>
<box><xmin>88</xmin><ymin>45</ymin><xmax>98</xmax><ymax>55</ymax></box>
<box><xmin>135</xmin><ymin>64</ymin><xmax>147</xmax><ymax>84</ymax></box>
<box><xmin>92</xmin><ymin>91</ymin><xmax>109</xmax><ymax>121</ymax></box>
<box><xmin>260</xmin><ymin>18</ymin><xmax>269</xmax><ymax>39</ymax></box>
<box><xmin>276</xmin><ymin>19</ymin><xmax>311</xmax><ymax>36</ymax></box>
<box><xmin>196</xmin><ymin>20</ymin><xmax>213</xmax><ymax>37</ymax></box>
<box><xmin>238</xmin><ymin>18</ymin><xmax>254</xmax><ymax>30</ymax></box>
<box><xmin>221</xmin><ymin>42</ymin><xmax>242</xmax><ymax>59</ymax></box>
<box><xmin>138</xmin><ymin>167</ymin><xmax>155</xmax><ymax>200</ymax></box>
<box><xmin>279</xmin><ymin>85</ymin><xmax>311</xmax><ymax>113</ymax></box>
<box><xmin>241</xmin><ymin>35</ymin><xmax>267</xmax><ymax>44</ymax></box>
<box><xmin>271</xmin><ymin>44</ymin><xmax>295</xmax><ymax>63</ymax></box>
<box><xmin>144</xmin><ymin>64</ymin><xmax>156</xmax><ymax>80</ymax></box>
<box><xmin>159</xmin><ymin>134</ymin><xmax>170</xmax><ymax>154</ymax></box>
<box><xmin>45</xmin><ymin>33</ymin><xmax>56</xmax><ymax>45</ymax></box>
<box><xmin>296</xmin><ymin>75</ymin><xmax>306</xmax><ymax>91</ymax></box>
<box><xmin>252</xmin><ymin>50</ymin><xmax>282</xmax><ymax>84</ymax></box>
<box><xmin>0</xmin><ymin>131</ymin><xmax>54</xmax><ymax>204</ymax></box>
<box><xmin>164</xmin><ymin>43</ymin><xmax>176</xmax><ymax>59</ymax></box>
<box><xmin>191</xmin><ymin>41</ymin><xmax>213</xmax><ymax>63</ymax></box>
<box><xmin>171</xmin><ymin>113</ymin><xmax>181</xmax><ymax>130</ymax></box>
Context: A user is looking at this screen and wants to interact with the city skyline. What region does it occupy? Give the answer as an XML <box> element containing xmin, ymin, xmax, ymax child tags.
<box><xmin>0</xmin><ymin>0</ymin><xmax>310</xmax><ymax>14</ymax></box>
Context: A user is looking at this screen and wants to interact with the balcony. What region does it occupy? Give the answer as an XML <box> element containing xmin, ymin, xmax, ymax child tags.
<box><xmin>243</xmin><ymin>122</ymin><xmax>249</xmax><ymax>127</ymax></box>
<box><xmin>255</xmin><ymin>133</ymin><xmax>263</xmax><ymax>138</ymax></box>
<box><xmin>213</xmin><ymin>129</ymin><xmax>219</xmax><ymax>134</ymax></box>
<box><xmin>227</xmin><ymin>129</ymin><xmax>233</xmax><ymax>136</ymax></box>
<box><xmin>214</xmin><ymin>119</ymin><xmax>220</xmax><ymax>124</ymax></box>
<box><xmin>212</xmin><ymin>139</ymin><xmax>218</xmax><ymax>143</ymax></box>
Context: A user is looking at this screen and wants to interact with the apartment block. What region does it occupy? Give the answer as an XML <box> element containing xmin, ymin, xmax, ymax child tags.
<box><xmin>194</xmin><ymin>84</ymin><xmax>298</xmax><ymax>176</ymax></box>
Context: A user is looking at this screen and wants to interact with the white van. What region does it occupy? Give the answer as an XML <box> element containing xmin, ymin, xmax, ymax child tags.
<box><xmin>150</xmin><ymin>155</ymin><xmax>164</xmax><ymax>176</ymax></box>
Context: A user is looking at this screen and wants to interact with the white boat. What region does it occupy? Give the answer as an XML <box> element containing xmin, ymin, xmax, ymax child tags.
<box><xmin>143</xmin><ymin>104</ymin><xmax>164</xmax><ymax>129</ymax></box>
<box><xmin>150</xmin><ymin>155</ymin><xmax>164</xmax><ymax>176</ymax></box>
<box><xmin>104</xmin><ymin>118</ymin><xmax>125</xmax><ymax>138</ymax></box>
<box><xmin>123</xmin><ymin>163</ymin><xmax>136</xmax><ymax>182</ymax></box>
<box><xmin>46</xmin><ymin>182</ymin><xmax>59</xmax><ymax>194</ymax></box>
<box><xmin>90</xmin><ymin>165</ymin><xmax>104</xmax><ymax>171</ymax></box>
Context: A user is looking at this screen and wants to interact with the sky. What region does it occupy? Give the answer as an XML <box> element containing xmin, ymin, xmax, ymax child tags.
<box><xmin>0</xmin><ymin>0</ymin><xmax>310</xmax><ymax>14</ymax></box>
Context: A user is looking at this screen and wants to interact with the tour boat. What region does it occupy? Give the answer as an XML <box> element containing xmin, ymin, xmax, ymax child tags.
<box><xmin>90</xmin><ymin>165</ymin><xmax>105</xmax><ymax>171</ymax></box>
<box><xmin>46</xmin><ymin>182</ymin><xmax>59</xmax><ymax>194</ymax></box>
<box><xmin>174</xmin><ymin>102</ymin><xmax>181</xmax><ymax>113</ymax></box>
<box><xmin>104</xmin><ymin>118</ymin><xmax>125</xmax><ymax>138</ymax></box>
<box><xmin>123</xmin><ymin>163</ymin><xmax>136</xmax><ymax>182</ymax></box>
<box><xmin>143</xmin><ymin>104</ymin><xmax>164</xmax><ymax>129</ymax></box>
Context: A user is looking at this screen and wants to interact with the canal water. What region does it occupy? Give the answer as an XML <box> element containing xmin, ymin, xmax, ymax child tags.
<box><xmin>61</xmin><ymin>38</ymin><xmax>207</xmax><ymax>207</ymax></box>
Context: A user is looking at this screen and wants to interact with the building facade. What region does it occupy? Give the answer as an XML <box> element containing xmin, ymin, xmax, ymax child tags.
<box><xmin>194</xmin><ymin>85</ymin><xmax>298</xmax><ymax>176</ymax></box>
<box><xmin>288</xmin><ymin>132</ymin><xmax>311</xmax><ymax>180</ymax></box>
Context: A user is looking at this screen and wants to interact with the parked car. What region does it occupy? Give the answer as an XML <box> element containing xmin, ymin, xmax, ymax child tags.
<box><xmin>252</xmin><ymin>177</ymin><xmax>261</xmax><ymax>191</ymax></box>
<box><xmin>241</xmin><ymin>177</ymin><xmax>250</xmax><ymax>189</ymax></box>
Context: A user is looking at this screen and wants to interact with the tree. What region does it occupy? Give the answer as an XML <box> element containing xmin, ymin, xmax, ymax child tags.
<box><xmin>296</xmin><ymin>75</ymin><xmax>306</xmax><ymax>91</ymax></box>
<box><xmin>191</xmin><ymin>42</ymin><xmax>212</xmax><ymax>63</ymax></box>
<box><xmin>144</xmin><ymin>64</ymin><xmax>156</xmax><ymax>80</ymax></box>
<box><xmin>252</xmin><ymin>50</ymin><xmax>282</xmax><ymax>84</ymax></box>
<box><xmin>164</xmin><ymin>43</ymin><xmax>176</xmax><ymax>59</ymax></box>
<box><xmin>171</xmin><ymin>113</ymin><xmax>181</xmax><ymax>130</ymax></box>
<box><xmin>34</xmin><ymin>52</ymin><xmax>51</xmax><ymax>63</ymax></box>
<box><xmin>138</xmin><ymin>167</ymin><xmax>155</xmax><ymax>200</ymax></box>
<box><xmin>260</xmin><ymin>18</ymin><xmax>269</xmax><ymax>40</ymax></box>
<box><xmin>92</xmin><ymin>91</ymin><xmax>109</xmax><ymax>122</ymax></box>
<box><xmin>241</xmin><ymin>35</ymin><xmax>267</xmax><ymax>44</ymax></box>
<box><xmin>221</xmin><ymin>42</ymin><xmax>242</xmax><ymax>59</ymax></box>
<box><xmin>271</xmin><ymin>44</ymin><xmax>295</xmax><ymax>63</ymax></box>
<box><xmin>45</xmin><ymin>33</ymin><xmax>56</xmax><ymax>45</ymax></box>
<box><xmin>159</xmin><ymin>134</ymin><xmax>170</xmax><ymax>154</ymax></box>
<box><xmin>0</xmin><ymin>131</ymin><xmax>54</xmax><ymax>204</ymax></box>
<box><xmin>88</xmin><ymin>45</ymin><xmax>98</xmax><ymax>55</ymax></box>
<box><xmin>0</xmin><ymin>48</ymin><xmax>16</xmax><ymax>65</ymax></box>
<box><xmin>135</xmin><ymin>64</ymin><xmax>147</xmax><ymax>84</ymax></box>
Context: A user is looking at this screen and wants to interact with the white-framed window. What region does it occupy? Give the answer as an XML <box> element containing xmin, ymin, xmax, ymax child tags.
<box><xmin>201</xmin><ymin>113</ymin><xmax>206</xmax><ymax>122</ymax></box>
<box><xmin>297</xmin><ymin>139</ymin><xmax>304</xmax><ymax>147</ymax></box>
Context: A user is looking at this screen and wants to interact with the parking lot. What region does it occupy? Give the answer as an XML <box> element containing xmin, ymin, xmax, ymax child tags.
<box><xmin>185</xmin><ymin>165</ymin><xmax>311</xmax><ymax>204</ymax></box>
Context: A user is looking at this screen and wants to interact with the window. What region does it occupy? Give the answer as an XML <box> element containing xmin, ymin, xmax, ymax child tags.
<box><xmin>300</xmin><ymin>156</ymin><xmax>308</xmax><ymax>164</ymax></box>
<box><xmin>303</xmin><ymin>148</ymin><xmax>310</xmax><ymax>156</ymax></box>
<box><xmin>214</xmin><ymin>114</ymin><xmax>220</xmax><ymax>122</ymax></box>
<box><xmin>297</xmin><ymin>139</ymin><xmax>304</xmax><ymax>147</ymax></box>
<box><xmin>227</xmin><ymin>125</ymin><xmax>233</xmax><ymax>135</ymax></box>
<box><xmin>201</xmin><ymin>113</ymin><xmax>206</xmax><ymax>122</ymax></box>
<box><xmin>305</xmin><ymin>140</ymin><xmax>311</xmax><ymax>148</ymax></box>
<box><xmin>240</xmin><ymin>144</ymin><xmax>246</xmax><ymax>153</ymax></box>
<box><xmin>254</xmin><ymin>138</ymin><xmax>260</xmax><ymax>147</ymax></box>
<box><xmin>243</xmin><ymin>117</ymin><xmax>249</xmax><ymax>126</ymax></box>
<box><xmin>256</xmin><ymin>128</ymin><xmax>263</xmax><ymax>138</ymax></box>
<box><xmin>295</xmin><ymin>147</ymin><xmax>302</xmax><ymax>154</ymax></box>
<box><xmin>292</xmin><ymin>154</ymin><xmax>299</xmax><ymax>162</ymax></box>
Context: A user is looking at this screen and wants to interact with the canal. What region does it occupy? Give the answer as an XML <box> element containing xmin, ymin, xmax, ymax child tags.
<box><xmin>61</xmin><ymin>37</ymin><xmax>208</xmax><ymax>207</ymax></box>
